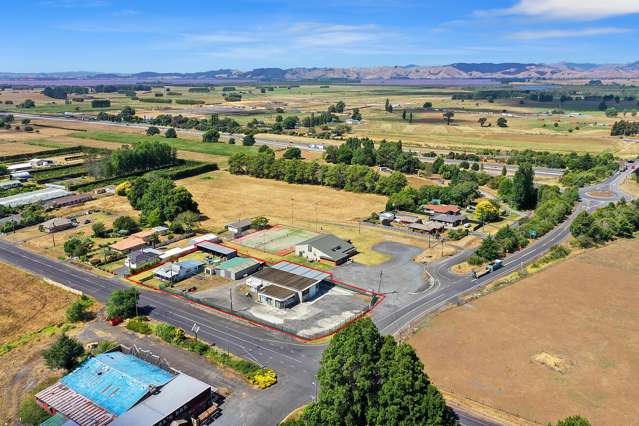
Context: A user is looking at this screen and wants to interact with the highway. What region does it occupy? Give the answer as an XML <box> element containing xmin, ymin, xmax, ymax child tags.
<box><xmin>420</xmin><ymin>157</ymin><xmax>565</xmax><ymax>177</ymax></box>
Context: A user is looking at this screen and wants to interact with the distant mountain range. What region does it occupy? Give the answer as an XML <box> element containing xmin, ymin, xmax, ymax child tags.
<box><xmin>2</xmin><ymin>62</ymin><xmax>639</xmax><ymax>83</ymax></box>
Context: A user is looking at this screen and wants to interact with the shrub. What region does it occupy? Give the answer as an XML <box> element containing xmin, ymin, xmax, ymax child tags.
<box><xmin>448</xmin><ymin>228</ymin><xmax>469</xmax><ymax>240</ymax></box>
<box><xmin>153</xmin><ymin>323</ymin><xmax>182</xmax><ymax>343</ymax></box>
<box><xmin>43</xmin><ymin>334</ymin><xmax>84</xmax><ymax>371</ymax></box>
<box><xmin>19</xmin><ymin>395</ymin><xmax>51</xmax><ymax>425</ymax></box>
<box><xmin>65</xmin><ymin>297</ymin><xmax>93</xmax><ymax>322</ymax></box>
<box><xmin>146</xmin><ymin>126</ymin><xmax>160</xmax><ymax>136</ymax></box>
<box><xmin>91</xmin><ymin>340</ymin><xmax>118</xmax><ymax>355</ymax></box>
<box><xmin>467</xmin><ymin>254</ymin><xmax>485</xmax><ymax>265</ymax></box>
<box><xmin>126</xmin><ymin>316</ymin><xmax>152</xmax><ymax>334</ymax></box>
<box><xmin>115</xmin><ymin>181</ymin><xmax>132</xmax><ymax>196</ymax></box>
<box><xmin>249</xmin><ymin>368</ymin><xmax>278</xmax><ymax>389</ymax></box>
<box><xmin>165</xmin><ymin>127</ymin><xmax>177</xmax><ymax>138</ymax></box>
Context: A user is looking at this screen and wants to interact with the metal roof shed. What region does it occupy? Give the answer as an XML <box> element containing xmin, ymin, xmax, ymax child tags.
<box><xmin>196</xmin><ymin>241</ymin><xmax>237</xmax><ymax>258</ymax></box>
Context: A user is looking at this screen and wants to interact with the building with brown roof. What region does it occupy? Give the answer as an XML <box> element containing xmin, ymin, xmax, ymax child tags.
<box><xmin>422</xmin><ymin>204</ymin><xmax>462</xmax><ymax>215</ymax></box>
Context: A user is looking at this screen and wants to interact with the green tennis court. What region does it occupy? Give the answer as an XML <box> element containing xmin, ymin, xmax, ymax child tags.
<box><xmin>234</xmin><ymin>225</ymin><xmax>318</xmax><ymax>255</ymax></box>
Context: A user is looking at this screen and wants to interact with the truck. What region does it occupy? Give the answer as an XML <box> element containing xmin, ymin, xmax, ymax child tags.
<box><xmin>472</xmin><ymin>259</ymin><xmax>503</xmax><ymax>279</ymax></box>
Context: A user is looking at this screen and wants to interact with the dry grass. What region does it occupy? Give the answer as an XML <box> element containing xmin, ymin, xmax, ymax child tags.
<box><xmin>409</xmin><ymin>238</ymin><xmax>639</xmax><ymax>425</ymax></box>
<box><xmin>0</xmin><ymin>263</ymin><xmax>78</xmax><ymax>345</ymax></box>
<box><xmin>178</xmin><ymin>170</ymin><xmax>387</xmax><ymax>229</ymax></box>
<box><xmin>620</xmin><ymin>176</ymin><xmax>639</xmax><ymax>198</ymax></box>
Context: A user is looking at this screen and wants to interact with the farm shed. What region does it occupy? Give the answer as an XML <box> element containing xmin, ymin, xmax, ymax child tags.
<box><xmin>0</xmin><ymin>186</ymin><xmax>72</xmax><ymax>208</ymax></box>
<box><xmin>190</xmin><ymin>233</ymin><xmax>220</xmax><ymax>244</ymax></box>
<box><xmin>227</xmin><ymin>218</ymin><xmax>253</xmax><ymax>236</ymax></box>
<box><xmin>196</xmin><ymin>241</ymin><xmax>237</xmax><ymax>259</ymax></box>
<box><xmin>43</xmin><ymin>193</ymin><xmax>93</xmax><ymax>209</ymax></box>
<box><xmin>407</xmin><ymin>221</ymin><xmax>445</xmax><ymax>234</ymax></box>
<box><xmin>212</xmin><ymin>257</ymin><xmax>262</xmax><ymax>280</ymax></box>
<box><xmin>159</xmin><ymin>245</ymin><xmax>196</xmax><ymax>261</ymax></box>
<box><xmin>393</xmin><ymin>214</ymin><xmax>421</xmax><ymax>224</ymax></box>
<box><xmin>295</xmin><ymin>233</ymin><xmax>356</xmax><ymax>265</ymax></box>
<box><xmin>0</xmin><ymin>179</ymin><xmax>22</xmax><ymax>190</ymax></box>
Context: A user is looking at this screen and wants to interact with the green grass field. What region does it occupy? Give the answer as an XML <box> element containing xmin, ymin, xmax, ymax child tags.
<box><xmin>69</xmin><ymin>130</ymin><xmax>258</xmax><ymax>157</ymax></box>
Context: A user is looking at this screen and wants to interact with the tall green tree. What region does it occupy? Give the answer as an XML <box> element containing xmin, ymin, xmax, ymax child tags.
<box><xmin>511</xmin><ymin>163</ymin><xmax>537</xmax><ymax>210</ymax></box>
<box><xmin>302</xmin><ymin>318</ymin><xmax>457</xmax><ymax>426</ymax></box>
<box><xmin>106</xmin><ymin>288</ymin><xmax>139</xmax><ymax>320</ymax></box>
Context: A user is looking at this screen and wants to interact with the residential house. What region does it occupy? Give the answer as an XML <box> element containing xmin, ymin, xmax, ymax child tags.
<box><xmin>407</xmin><ymin>221</ymin><xmax>445</xmax><ymax>234</ymax></box>
<box><xmin>422</xmin><ymin>204</ymin><xmax>462</xmax><ymax>216</ymax></box>
<box><xmin>432</xmin><ymin>213</ymin><xmax>467</xmax><ymax>228</ymax></box>
<box><xmin>154</xmin><ymin>260</ymin><xmax>204</xmax><ymax>283</ymax></box>
<box><xmin>41</xmin><ymin>217</ymin><xmax>76</xmax><ymax>233</ymax></box>
<box><xmin>294</xmin><ymin>234</ymin><xmax>356</xmax><ymax>265</ymax></box>
<box><xmin>110</xmin><ymin>237</ymin><xmax>147</xmax><ymax>254</ymax></box>
<box><xmin>125</xmin><ymin>250</ymin><xmax>160</xmax><ymax>270</ymax></box>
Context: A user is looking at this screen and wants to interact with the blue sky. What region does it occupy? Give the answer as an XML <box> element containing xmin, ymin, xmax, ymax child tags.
<box><xmin>3</xmin><ymin>0</ymin><xmax>639</xmax><ymax>72</ymax></box>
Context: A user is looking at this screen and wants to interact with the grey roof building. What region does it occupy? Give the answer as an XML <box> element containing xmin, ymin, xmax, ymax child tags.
<box><xmin>41</xmin><ymin>217</ymin><xmax>75</xmax><ymax>233</ymax></box>
<box><xmin>432</xmin><ymin>213</ymin><xmax>467</xmax><ymax>227</ymax></box>
<box><xmin>295</xmin><ymin>233</ymin><xmax>356</xmax><ymax>265</ymax></box>
<box><xmin>125</xmin><ymin>250</ymin><xmax>160</xmax><ymax>270</ymax></box>
<box><xmin>227</xmin><ymin>218</ymin><xmax>253</xmax><ymax>235</ymax></box>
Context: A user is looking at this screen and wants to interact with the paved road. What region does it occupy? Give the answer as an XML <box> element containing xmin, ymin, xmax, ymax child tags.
<box><xmin>420</xmin><ymin>157</ymin><xmax>565</xmax><ymax>177</ymax></box>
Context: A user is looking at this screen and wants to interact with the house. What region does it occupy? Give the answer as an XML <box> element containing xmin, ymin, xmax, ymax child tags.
<box><xmin>125</xmin><ymin>250</ymin><xmax>160</xmax><ymax>270</ymax></box>
<box><xmin>43</xmin><ymin>193</ymin><xmax>93</xmax><ymax>209</ymax></box>
<box><xmin>294</xmin><ymin>233</ymin><xmax>356</xmax><ymax>265</ymax></box>
<box><xmin>407</xmin><ymin>221</ymin><xmax>445</xmax><ymax>234</ymax></box>
<box><xmin>393</xmin><ymin>214</ymin><xmax>421</xmax><ymax>224</ymax></box>
<box><xmin>154</xmin><ymin>260</ymin><xmax>204</xmax><ymax>283</ymax></box>
<box><xmin>422</xmin><ymin>204</ymin><xmax>462</xmax><ymax>216</ymax></box>
<box><xmin>0</xmin><ymin>180</ymin><xmax>22</xmax><ymax>191</ymax></box>
<box><xmin>110</xmin><ymin>236</ymin><xmax>147</xmax><ymax>254</ymax></box>
<box><xmin>432</xmin><ymin>213</ymin><xmax>467</xmax><ymax>228</ymax></box>
<box><xmin>247</xmin><ymin>267</ymin><xmax>323</xmax><ymax>309</ymax></box>
<box><xmin>379</xmin><ymin>211</ymin><xmax>395</xmax><ymax>225</ymax></box>
<box><xmin>227</xmin><ymin>218</ymin><xmax>253</xmax><ymax>236</ymax></box>
<box><xmin>41</xmin><ymin>217</ymin><xmax>76</xmax><ymax>233</ymax></box>
<box><xmin>210</xmin><ymin>257</ymin><xmax>262</xmax><ymax>280</ymax></box>
<box><xmin>196</xmin><ymin>241</ymin><xmax>237</xmax><ymax>259</ymax></box>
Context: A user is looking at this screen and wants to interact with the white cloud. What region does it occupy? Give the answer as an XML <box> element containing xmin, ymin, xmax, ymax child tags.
<box><xmin>485</xmin><ymin>0</ymin><xmax>639</xmax><ymax>21</ymax></box>
<box><xmin>511</xmin><ymin>27</ymin><xmax>632</xmax><ymax>40</ymax></box>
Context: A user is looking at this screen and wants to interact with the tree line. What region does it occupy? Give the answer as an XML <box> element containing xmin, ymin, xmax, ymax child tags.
<box><xmin>93</xmin><ymin>140</ymin><xmax>177</xmax><ymax>177</ymax></box>
<box><xmin>229</xmin><ymin>147</ymin><xmax>408</xmax><ymax>196</ymax></box>
<box><xmin>611</xmin><ymin>120</ymin><xmax>639</xmax><ymax>136</ymax></box>
<box><xmin>324</xmin><ymin>138</ymin><xmax>421</xmax><ymax>174</ymax></box>
<box><xmin>570</xmin><ymin>198</ymin><xmax>639</xmax><ymax>247</ymax></box>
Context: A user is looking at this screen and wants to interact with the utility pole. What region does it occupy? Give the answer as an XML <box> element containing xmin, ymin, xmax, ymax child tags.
<box><xmin>377</xmin><ymin>270</ymin><xmax>383</xmax><ymax>294</ymax></box>
<box><xmin>315</xmin><ymin>202</ymin><xmax>319</xmax><ymax>233</ymax></box>
<box><xmin>229</xmin><ymin>288</ymin><xmax>233</xmax><ymax>311</ymax></box>
<box><xmin>51</xmin><ymin>231</ymin><xmax>56</xmax><ymax>247</ymax></box>
<box><xmin>291</xmin><ymin>198</ymin><xmax>295</xmax><ymax>225</ymax></box>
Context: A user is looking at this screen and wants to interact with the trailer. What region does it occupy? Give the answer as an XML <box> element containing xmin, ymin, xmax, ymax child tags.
<box><xmin>472</xmin><ymin>259</ymin><xmax>503</xmax><ymax>279</ymax></box>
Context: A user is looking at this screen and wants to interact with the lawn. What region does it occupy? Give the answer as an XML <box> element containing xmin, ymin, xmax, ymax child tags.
<box><xmin>409</xmin><ymin>237</ymin><xmax>639</xmax><ymax>425</ymax></box>
<box><xmin>69</xmin><ymin>130</ymin><xmax>258</xmax><ymax>157</ymax></box>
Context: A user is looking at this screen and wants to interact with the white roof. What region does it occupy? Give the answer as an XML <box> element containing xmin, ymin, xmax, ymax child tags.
<box><xmin>7</xmin><ymin>162</ymin><xmax>32</xmax><ymax>171</ymax></box>
<box><xmin>189</xmin><ymin>233</ymin><xmax>220</xmax><ymax>244</ymax></box>
<box><xmin>110</xmin><ymin>374</ymin><xmax>212</xmax><ymax>426</ymax></box>
<box><xmin>0</xmin><ymin>187</ymin><xmax>72</xmax><ymax>207</ymax></box>
<box><xmin>159</xmin><ymin>245</ymin><xmax>195</xmax><ymax>260</ymax></box>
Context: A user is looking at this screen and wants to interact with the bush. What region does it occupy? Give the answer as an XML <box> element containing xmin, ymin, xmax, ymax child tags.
<box><xmin>43</xmin><ymin>334</ymin><xmax>84</xmax><ymax>371</ymax></box>
<box><xmin>91</xmin><ymin>340</ymin><xmax>118</xmax><ymax>355</ymax></box>
<box><xmin>467</xmin><ymin>254</ymin><xmax>485</xmax><ymax>265</ymax></box>
<box><xmin>153</xmin><ymin>323</ymin><xmax>181</xmax><ymax>343</ymax></box>
<box><xmin>115</xmin><ymin>181</ymin><xmax>132</xmax><ymax>196</ymax></box>
<box><xmin>65</xmin><ymin>297</ymin><xmax>93</xmax><ymax>322</ymax></box>
<box><xmin>19</xmin><ymin>396</ymin><xmax>51</xmax><ymax>425</ymax></box>
<box><xmin>126</xmin><ymin>316</ymin><xmax>152</xmax><ymax>334</ymax></box>
<box><xmin>146</xmin><ymin>126</ymin><xmax>160</xmax><ymax>136</ymax></box>
<box><xmin>447</xmin><ymin>228</ymin><xmax>469</xmax><ymax>240</ymax></box>
<box><xmin>248</xmin><ymin>368</ymin><xmax>278</xmax><ymax>389</ymax></box>
<box><xmin>165</xmin><ymin>128</ymin><xmax>177</xmax><ymax>138</ymax></box>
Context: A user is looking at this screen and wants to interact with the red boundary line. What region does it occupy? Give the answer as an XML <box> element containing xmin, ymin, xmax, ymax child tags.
<box><xmin>126</xmin><ymin>238</ymin><xmax>384</xmax><ymax>343</ymax></box>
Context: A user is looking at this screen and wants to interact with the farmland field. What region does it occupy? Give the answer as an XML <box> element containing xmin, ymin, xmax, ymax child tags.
<box><xmin>408</xmin><ymin>238</ymin><xmax>639</xmax><ymax>425</ymax></box>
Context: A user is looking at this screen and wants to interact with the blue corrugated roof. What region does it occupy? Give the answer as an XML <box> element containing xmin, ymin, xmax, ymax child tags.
<box><xmin>60</xmin><ymin>352</ymin><xmax>174</xmax><ymax>416</ymax></box>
